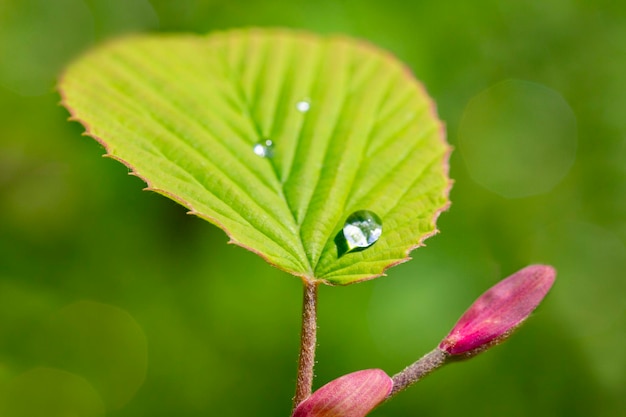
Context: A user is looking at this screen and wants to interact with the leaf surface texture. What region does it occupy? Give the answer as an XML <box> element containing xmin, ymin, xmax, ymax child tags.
<box><xmin>60</xmin><ymin>28</ymin><xmax>451</xmax><ymax>284</ymax></box>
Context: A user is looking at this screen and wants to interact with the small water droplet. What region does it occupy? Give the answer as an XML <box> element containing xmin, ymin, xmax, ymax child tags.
<box><xmin>342</xmin><ymin>210</ymin><xmax>382</xmax><ymax>251</ymax></box>
<box><xmin>296</xmin><ymin>99</ymin><xmax>311</xmax><ymax>113</ymax></box>
<box><xmin>253</xmin><ymin>139</ymin><xmax>274</xmax><ymax>158</ymax></box>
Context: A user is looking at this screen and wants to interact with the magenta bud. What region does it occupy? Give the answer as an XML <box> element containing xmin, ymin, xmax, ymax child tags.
<box><xmin>439</xmin><ymin>264</ymin><xmax>556</xmax><ymax>357</ymax></box>
<box><xmin>291</xmin><ymin>369</ymin><xmax>393</xmax><ymax>417</ymax></box>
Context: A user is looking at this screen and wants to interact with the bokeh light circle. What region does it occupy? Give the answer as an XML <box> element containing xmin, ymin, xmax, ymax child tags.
<box><xmin>459</xmin><ymin>79</ymin><xmax>577</xmax><ymax>198</ymax></box>
<box><xmin>0</xmin><ymin>368</ymin><xmax>105</xmax><ymax>417</ymax></box>
<box><xmin>35</xmin><ymin>301</ymin><xmax>148</xmax><ymax>411</ymax></box>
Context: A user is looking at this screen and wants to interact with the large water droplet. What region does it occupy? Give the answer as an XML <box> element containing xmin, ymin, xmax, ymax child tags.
<box><xmin>296</xmin><ymin>99</ymin><xmax>311</xmax><ymax>113</ymax></box>
<box><xmin>253</xmin><ymin>139</ymin><xmax>274</xmax><ymax>158</ymax></box>
<box><xmin>342</xmin><ymin>210</ymin><xmax>382</xmax><ymax>251</ymax></box>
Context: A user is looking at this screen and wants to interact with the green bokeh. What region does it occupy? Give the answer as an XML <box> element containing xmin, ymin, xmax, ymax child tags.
<box><xmin>1</xmin><ymin>0</ymin><xmax>624</xmax><ymax>416</ymax></box>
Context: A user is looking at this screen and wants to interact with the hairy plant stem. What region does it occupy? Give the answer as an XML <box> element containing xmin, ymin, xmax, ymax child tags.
<box><xmin>388</xmin><ymin>348</ymin><xmax>449</xmax><ymax>398</ymax></box>
<box><xmin>293</xmin><ymin>280</ymin><xmax>319</xmax><ymax>410</ymax></box>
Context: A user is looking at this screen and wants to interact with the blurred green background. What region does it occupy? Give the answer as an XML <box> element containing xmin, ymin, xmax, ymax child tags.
<box><xmin>1</xmin><ymin>0</ymin><xmax>625</xmax><ymax>416</ymax></box>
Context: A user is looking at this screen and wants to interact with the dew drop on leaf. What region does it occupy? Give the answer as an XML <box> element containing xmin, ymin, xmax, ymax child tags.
<box><xmin>342</xmin><ymin>210</ymin><xmax>383</xmax><ymax>251</ymax></box>
<box><xmin>296</xmin><ymin>99</ymin><xmax>311</xmax><ymax>112</ymax></box>
<box><xmin>253</xmin><ymin>139</ymin><xmax>274</xmax><ymax>158</ymax></box>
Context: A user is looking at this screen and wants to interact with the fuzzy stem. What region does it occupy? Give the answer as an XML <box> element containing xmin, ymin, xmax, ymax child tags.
<box><xmin>293</xmin><ymin>280</ymin><xmax>319</xmax><ymax>409</ymax></box>
<box><xmin>388</xmin><ymin>348</ymin><xmax>449</xmax><ymax>398</ymax></box>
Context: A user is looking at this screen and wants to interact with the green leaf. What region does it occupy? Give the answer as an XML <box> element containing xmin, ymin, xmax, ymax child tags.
<box><xmin>59</xmin><ymin>28</ymin><xmax>451</xmax><ymax>285</ymax></box>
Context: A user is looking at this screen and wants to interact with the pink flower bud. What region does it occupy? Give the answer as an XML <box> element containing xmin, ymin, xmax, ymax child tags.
<box><xmin>291</xmin><ymin>369</ymin><xmax>393</xmax><ymax>417</ymax></box>
<box><xmin>439</xmin><ymin>264</ymin><xmax>556</xmax><ymax>357</ymax></box>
